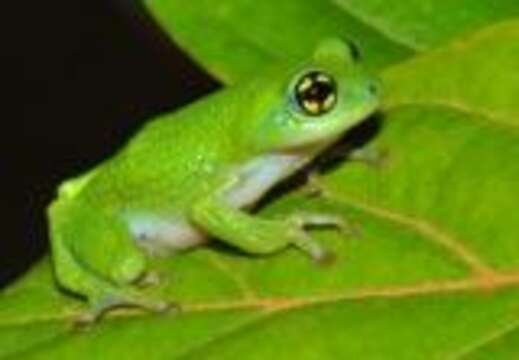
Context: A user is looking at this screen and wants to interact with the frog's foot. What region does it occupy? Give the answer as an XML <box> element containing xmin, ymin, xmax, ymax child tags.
<box><xmin>288</xmin><ymin>227</ymin><xmax>335</xmax><ymax>266</ymax></box>
<box><xmin>289</xmin><ymin>212</ymin><xmax>351</xmax><ymax>265</ymax></box>
<box><xmin>290</xmin><ymin>211</ymin><xmax>360</xmax><ymax>238</ymax></box>
<box><xmin>288</xmin><ymin>212</ymin><xmax>359</xmax><ymax>266</ymax></box>
<box><xmin>302</xmin><ymin>147</ymin><xmax>388</xmax><ymax>198</ymax></box>
<box><xmin>136</xmin><ymin>271</ymin><xmax>163</xmax><ymax>288</ymax></box>
<box><xmin>75</xmin><ymin>291</ymin><xmax>175</xmax><ymax>326</ymax></box>
<box><xmin>348</xmin><ymin>146</ymin><xmax>388</xmax><ymax>169</ymax></box>
<box><xmin>301</xmin><ymin>173</ymin><xmax>331</xmax><ymax>198</ymax></box>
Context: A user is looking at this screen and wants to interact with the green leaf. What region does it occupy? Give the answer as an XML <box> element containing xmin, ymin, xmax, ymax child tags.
<box><xmin>144</xmin><ymin>0</ymin><xmax>519</xmax><ymax>84</ymax></box>
<box><xmin>144</xmin><ymin>0</ymin><xmax>413</xmax><ymax>83</ymax></box>
<box><xmin>2</xmin><ymin>21</ymin><xmax>519</xmax><ymax>359</ymax></box>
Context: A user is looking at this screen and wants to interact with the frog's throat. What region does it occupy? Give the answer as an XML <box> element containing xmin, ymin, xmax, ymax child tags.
<box><xmin>224</xmin><ymin>152</ymin><xmax>309</xmax><ymax>209</ymax></box>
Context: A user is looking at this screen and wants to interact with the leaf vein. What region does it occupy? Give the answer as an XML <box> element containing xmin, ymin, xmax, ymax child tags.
<box><xmin>384</xmin><ymin>101</ymin><xmax>518</xmax><ymax>131</ymax></box>
<box><xmin>205</xmin><ymin>253</ymin><xmax>258</xmax><ymax>300</ymax></box>
<box><xmin>5</xmin><ymin>274</ymin><xmax>519</xmax><ymax>328</ymax></box>
<box><xmin>329</xmin><ymin>195</ymin><xmax>496</xmax><ymax>277</ymax></box>
<box><xmin>450</xmin><ymin>316</ymin><xmax>519</xmax><ymax>359</ymax></box>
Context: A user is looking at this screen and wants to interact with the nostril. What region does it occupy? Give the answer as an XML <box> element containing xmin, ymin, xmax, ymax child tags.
<box><xmin>368</xmin><ymin>82</ymin><xmax>379</xmax><ymax>96</ymax></box>
<box><xmin>368</xmin><ymin>81</ymin><xmax>380</xmax><ymax>96</ymax></box>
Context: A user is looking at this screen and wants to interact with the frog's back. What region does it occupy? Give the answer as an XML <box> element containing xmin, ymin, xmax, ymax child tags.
<box><xmin>75</xmin><ymin>88</ymin><xmax>257</xmax><ymax>214</ymax></box>
<box><xmin>56</xmin><ymin>60</ymin><xmax>297</xmax><ymax>214</ymax></box>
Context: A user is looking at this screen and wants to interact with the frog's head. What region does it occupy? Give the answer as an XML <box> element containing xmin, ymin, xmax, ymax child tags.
<box><xmin>252</xmin><ymin>38</ymin><xmax>380</xmax><ymax>155</ymax></box>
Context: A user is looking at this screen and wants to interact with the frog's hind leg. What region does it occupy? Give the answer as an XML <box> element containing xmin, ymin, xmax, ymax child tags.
<box><xmin>54</xmin><ymin>241</ymin><xmax>170</xmax><ymax>324</ymax></box>
<box><xmin>48</xmin><ymin>201</ymin><xmax>171</xmax><ymax>323</ymax></box>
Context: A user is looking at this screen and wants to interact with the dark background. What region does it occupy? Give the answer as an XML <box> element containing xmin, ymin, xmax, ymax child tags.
<box><xmin>2</xmin><ymin>0</ymin><xmax>219</xmax><ymax>287</ymax></box>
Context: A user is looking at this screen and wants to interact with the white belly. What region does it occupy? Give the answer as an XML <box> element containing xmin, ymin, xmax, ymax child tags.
<box><xmin>126</xmin><ymin>214</ymin><xmax>206</xmax><ymax>256</ymax></box>
<box><xmin>125</xmin><ymin>153</ymin><xmax>306</xmax><ymax>256</ymax></box>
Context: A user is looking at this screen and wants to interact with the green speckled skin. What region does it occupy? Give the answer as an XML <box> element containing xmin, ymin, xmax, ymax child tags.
<box><xmin>47</xmin><ymin>38</ymin><xmax>380</xmax><ymax>321</ymax></box>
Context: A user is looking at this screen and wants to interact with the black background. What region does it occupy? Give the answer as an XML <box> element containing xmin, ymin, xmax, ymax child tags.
<box><xmin>2</xmin><ymin>0</ymin><xmax>219</xmax><ymax>287</ymax></box>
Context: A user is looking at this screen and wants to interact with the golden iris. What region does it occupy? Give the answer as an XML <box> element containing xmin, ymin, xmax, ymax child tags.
<box><xmin>295</xmin><ymin>71</ymin><xmax>337</xmax><ymax>116</ymax></box>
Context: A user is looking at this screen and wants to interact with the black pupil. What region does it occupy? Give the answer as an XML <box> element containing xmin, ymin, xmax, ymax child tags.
<box><xmin>295</xmin><ymin>71</ymin><xmax>336</xmax><ymax>115</ymax></box>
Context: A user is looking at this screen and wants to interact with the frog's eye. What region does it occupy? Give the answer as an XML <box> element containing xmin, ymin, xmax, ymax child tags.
<box><xmin>294</xmin><ymin>71</ymin><xmax>337</xmax><ymax>116</ymax></box>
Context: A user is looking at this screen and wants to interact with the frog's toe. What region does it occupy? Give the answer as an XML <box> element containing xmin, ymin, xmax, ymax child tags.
<box><xmin>118</xmin><ymin>292</ymin><xmax>175</xmax><ymax>315</ymax></box>
<box><xmin>348</xmin><ymin>146</ymin><xmax>389</xmax><ymax>168</ymax></box>
<box><xmin>73</xmin><ymin>311</ymin><xmax>99</xmax><ymax>329</ymax></box>
<box><xmin>80</xmin><ymin>293</ymin><xmax>130</xmax><ymax>324</ymax></box>
<box><xmin>78</xmin><ymin>291</ymin><xmax>175</xmax><ymax>324</ymax></box>
<box><xmin>314</xmin><ymin>249</ymin><xmax>337</xmax><ymax>267</ymax></box>
<box><xmin>136</xmin><ymin>271</ymin><xmax>163</xmax><ymax>288</ymax></box>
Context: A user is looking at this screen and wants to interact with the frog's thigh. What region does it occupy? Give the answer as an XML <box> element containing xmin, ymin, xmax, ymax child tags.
<box><xmin>52</xmin><ymin>205</ymin><xmax>147</xmax><ymax>293</ymax></box>
<box><xmin>53</xmin><ymin>240</ymin><xmax>168</xmax><ymax>323</ymax></box>
<box><xmin>51</xmin><ymin>234</ymin><xmax>113</xmax><ymax>302</ymax></box>
<box><xmin>52</xmin><ymin>235</ymin><xmax>132</xmax><ymax>308</ymax></box>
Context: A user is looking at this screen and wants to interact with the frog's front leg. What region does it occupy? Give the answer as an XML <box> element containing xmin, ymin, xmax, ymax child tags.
<box><xmin>303</xmin><ymin>145</ymin><xmax>387</xmax><ymax>198</ymax></box>
<box><xmin>347</xmin><ymin>146</ymin><xmax>388</xmax><ymax>168</ymax></box>
<box><xmin>190</xmin><ymin>195</ymin><xmax>338</xmax><ymax>264</ymax></box>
